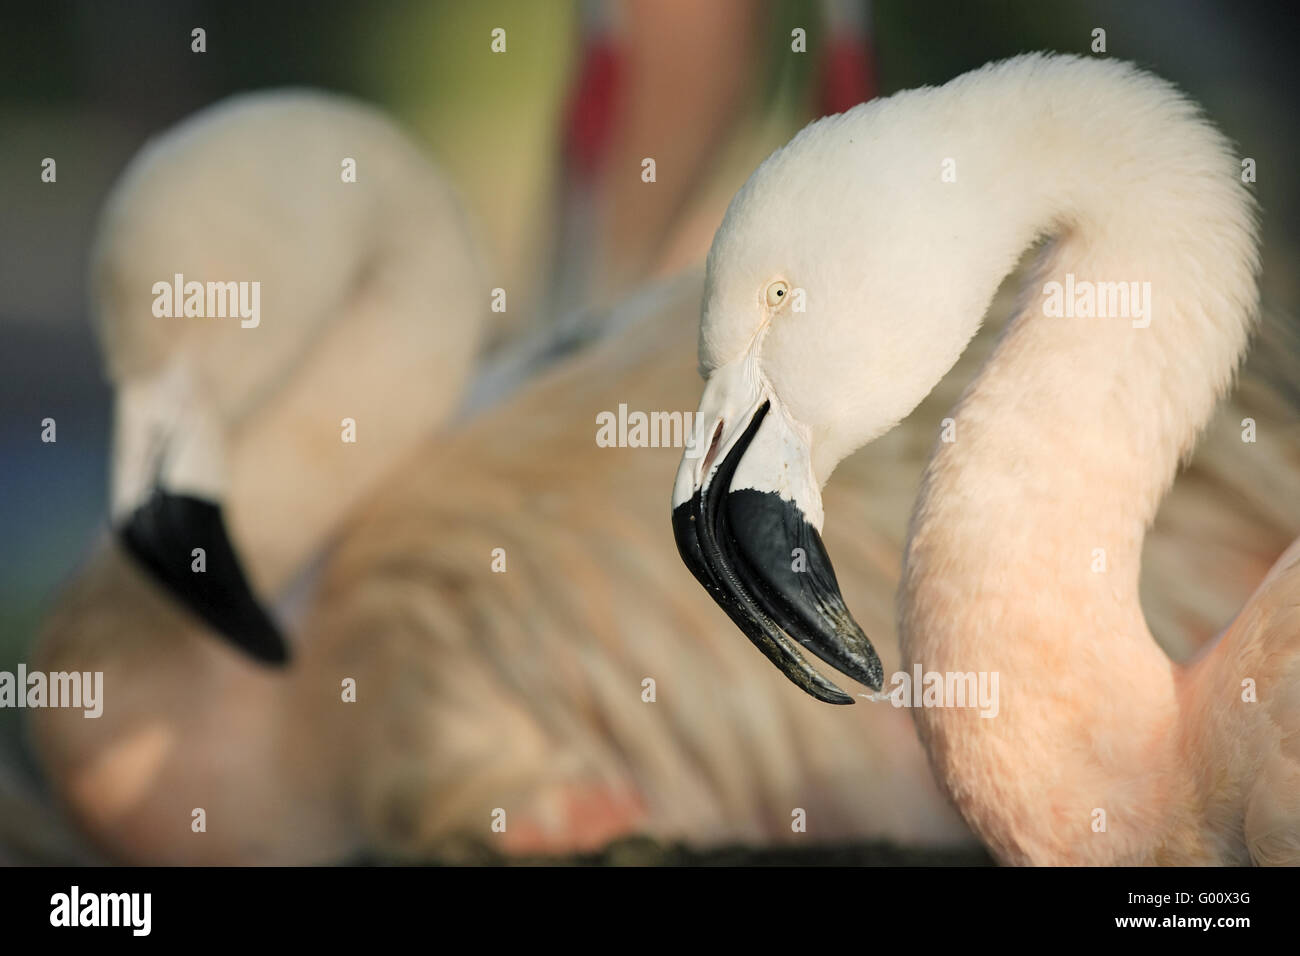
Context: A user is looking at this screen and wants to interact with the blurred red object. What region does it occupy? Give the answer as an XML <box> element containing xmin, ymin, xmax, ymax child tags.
<box><xmin>818</xmin><ymin>0</ymin><xmax>876</xmax><ymax>116</ymax></box>
<box><xmin>820</xmin><ymin>32</ymin><xmax>876</xmax><ymax>115</ymax></box>
<box><xmin>563</xmin><ymin>37</ymin><xmax>624</xmax><ymax>179</ymax></box>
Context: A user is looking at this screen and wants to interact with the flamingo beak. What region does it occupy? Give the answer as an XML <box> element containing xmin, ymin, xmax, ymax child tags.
<box><xmin>118</xmin><ymin>492</ymin><xmax>288</xmax><ymax>665</ymax></box>
<box><xmin>111</xmin><ymin>360</ymin><xmax>288</xmax><ymax>665</ymax></box>
<box><xmin>671</xmin><ymin>374</ymin><xmax>882</xmax><ymax>704</ymax></box>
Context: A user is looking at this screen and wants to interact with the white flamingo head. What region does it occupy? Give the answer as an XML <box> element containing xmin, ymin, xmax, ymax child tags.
<box><xmin>95</xmin><ymin>91</ymin><xmax>487</xmax><ymax>666</ymax></box>
<box><xmin>673</xmin><ymin>52</ymin><xmax>1262</xmax><ymax>708</ymax></box>
<box><xmin>671</xmin><ymin>88</ymin><xmax>1006</xmax><ymax>704</ymax></box>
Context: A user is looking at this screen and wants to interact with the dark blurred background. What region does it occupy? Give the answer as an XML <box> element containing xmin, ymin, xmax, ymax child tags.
<box><xmin>2</xmin><ymin>0</ymin><xmax>1298</xmax><ymax>861</ymax></box>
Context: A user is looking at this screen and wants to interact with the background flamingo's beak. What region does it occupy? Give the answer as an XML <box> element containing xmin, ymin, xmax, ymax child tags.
<box><xmin>119</xmin><ymin>491</ymin><xmax>288</xmax><ymax>664</ymax></box>
<box><xmin>112</xmin><ymin>358</ymin><xmax>288</xmax><ymax>665</ymax></box>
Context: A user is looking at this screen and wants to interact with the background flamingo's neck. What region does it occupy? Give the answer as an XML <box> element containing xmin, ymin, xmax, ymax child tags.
<box><xmin>895</xmin><ymin>58</ymin><xmax>1259</xmax><ymax>863</ymax></box>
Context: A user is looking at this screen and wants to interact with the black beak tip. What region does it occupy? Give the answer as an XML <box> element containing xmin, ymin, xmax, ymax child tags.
<box><xmin>672</xmin><ymin>404</ymin><xmax>880</xmax><ymax>705</ymax></box>
<box><xmin>118</xmin><ymin>490</ymin><xmax>290</xmax><ymax>666</ymax></box>
<box><xmin>811</xmin><ymin>682</ymin><xmax>857</xmax><ymax>706</ymax></box>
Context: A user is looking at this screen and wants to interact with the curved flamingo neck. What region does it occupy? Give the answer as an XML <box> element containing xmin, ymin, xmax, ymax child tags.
<box><xmin>893</xmin><ymin>60</ymin><xmax>1259</xmax><ymax>863</ymax></box>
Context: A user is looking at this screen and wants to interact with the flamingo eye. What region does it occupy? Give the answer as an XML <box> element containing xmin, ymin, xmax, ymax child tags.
<box><xmin>765</xmin><ymin>280</ymin><xmax>790</xmax><ymax>308</ymax></box>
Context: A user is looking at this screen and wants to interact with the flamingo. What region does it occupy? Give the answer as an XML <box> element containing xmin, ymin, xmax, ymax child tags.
<box><xmin>30</xmin><ymin>89</ymin><xmax>491</xmax><ymax>862</ymax></box>
<box><xmin>91</xmin><ymin>88</ymin><xmax>490</xmax><ymax>640</ymax></box>
<box><xmin>672</xmin><ymin>53</ymin><xmax>1299</xmax><ymax>865</ymax></box>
